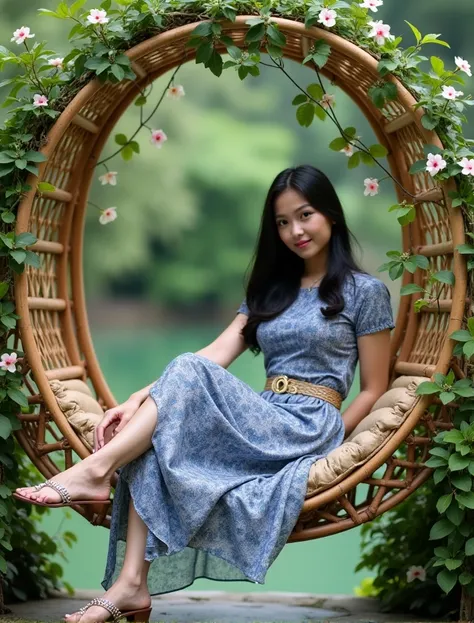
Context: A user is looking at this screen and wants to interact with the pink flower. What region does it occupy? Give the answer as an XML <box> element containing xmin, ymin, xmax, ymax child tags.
<box><xmin>318</xmin><ymin>9</ymin><xmax>337</xmax><ymax>28</ymax></box>
<box><xmin>87</xmin><ymin>9</ymin><xmax>109</xmax><ymax>25</ymax></box>
<box><xmin>359</xmin><ymin>0</ymin><xmax>383</xmax><ymax>11</ymax></box>
<box><xmin>340</xmin><ymin>144</ymin><xmax>354</xmax><ymax>157</ymax></box>
<box><xmin>167</xmin><ymin>85</ymin><xmax>185</xmax><ymax>100</ymax></box>
<box><xmin>99</xmin><ymin>171</ymin><xmax>118</xmax><ymax>186</ymax></box>
<box><xmin>406</xmin><ymin>566</ymin><xmax>426</xmax><ymax>583</ymax></box>
<box><xmin>368</xmin><ymin>20</ymin><xmax>394</xmax><ymax>45</ymax></box>
<box><xmin>33</xmin><ymin>94</ymin><xmax>49</xmax><ymax>107</ymax></box>
<box><xmin>0</xmin><ymin>352</ymin><xmax>18</xmax><ymax>373</ymax></box>
<box><xmin>150</xmin><ymin>129</ymin><xmax>168</xmax><ymax>148</ymax></box>
<box><xmin>364</xmin><ymin>178</ymin><xmax>380</xmax><ymax>196</ymax></box>
<box><xmin>425</xmin><ymin>153</ymin><xmax>447</xmax><ymax>176</ymax></box>
<box><xmin>458</xmin><ymin>157</ymin><xmax>474</xmax><ymax>176</ymax></box>
<box><xmin>320</xmin><ymin>93</ymin><xmax>336</xmax><ymax>109</ymax></box>
<box><xmin>442</xmin><ymin>85</ymin><xmax>464</xmax><ymax>100</ymax></box>
<box><xmin>99</xmin><ymin>207</ymin><xmax>117</xmax><ymax>225</ymax></box>
<box><xmin>49</xmin><ymin>57</ymin><xmax>64</xmax><ymax>69</ymax></box>
<box><xmin>455</xmin><ymin>56</ymin><xmax>472</xmax><ymax>77</ymax></box>
<box><xmin>11</xmin><ymin>26</ymin><xmax>35</xmax><ymax>45</ymax></box>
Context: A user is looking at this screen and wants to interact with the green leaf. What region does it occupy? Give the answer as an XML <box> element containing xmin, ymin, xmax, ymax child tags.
<box><xmin>459</xmin><ymin>572</ymin><xmax>473</xmax><ymax>586</ymax></box>
<box><xmin>446</xmin><ymin>503</ymin><xmax>464</xmax><ymax>526</ymax></box>
<box><xmin>457</xmin><ymin>491</ymin><xmax>474</xmax><ymax>509</ymax></box>
<box><xmin>450</xmin><ymin>330</ymin><xmax>472</xmax><ymax>342</ymax></box>
<box><xmin>437</xmin><ymin>569</ymin><xmax>458</xmax><ymax>594</ymax></box>
<box><xmin>405</xmin><ymin>20</ymin><xmax>422</xmax><ymax>44</ymax></box>
<box><xmin>329</xmin><ymin>137</ymin><xmax>348</xmax><ymax>151</ymax></box>
<box><xmin>245</xmin><ymin>22</ymin><xmax>265</xmax><ymax>43</ymax></box>
<box><xmin>433</xmin><ymin>467</ymin><xmax>448</xmax><ymax>484</ymax></box>
<box><xmin>434</xmin><ymin>270</ymin><xmax>455</xmax><ymax>285</ymax></box>
<box><xmin>110</xmin><ymin>64</ymin><xmax>125</xmax><ymax>82</ymax></box>
<box><xmin>449</xmin><ymin>453</ymin><xmax>471</xmax><ymax>471</ymax></box>
<box><xmin>296</xmin><ymin>103</ymin><xmax>314</xmax><ymax>127</ymax></box>
<box><xmin>115</xmin><ymin>133</ymin><xmax>128</xmax><ymax>146</ymax></box>
<box><xmin>266</xmin><ymin>24</ymin><xmax>286</xmax><ymax>47</ymax></box>
<box><xmin>135</xmin><ymin>95</ymin><xmax>147</xmax><ymax>107</ymax></box>
<box><xmin>436</xmin><ymin>493</ymin><xmax>452</xmax><ymax>513</ymax></box>
<box><xmin>445</xmin><ymin>558</ymin><xmax>463</xmax><ymax>571</ymax></box>
<box><xmin>463</xmin><ymin>341</ymin><xmax>474</xmax><ymax>359</ymax></box>
<box><xmin>400</xmin><ymin>284</ymin><xmax>425</xmax><ymax>295</ymax></box>
<box><xmin>24</xmin><ymin>151</ymin><xmax>47</xmax><ymax>163</ymax></box>
<box><xmin>409</xmin><ymin>160</ymin><xmax>427</xmax><ymax>174</ymax></box>
<box><xmin>292</xmin><ymin>94</ymin><xmax>307</xmax><ymax>106</ymax></box>
<box><xmin>191</xmin><ymin>22</ymin><xmax>213</xmax><ymax>37</ymax></box>
<box><xmin>0</xmin><ymin>283</ymin><xmax>8</xmax><ymax>299</ymax></box>
<box><xmin>9</xmin><ymin>250</ymin><xmax>26</xmax><ymax>264</ymax></box>
<box><xmin>7</xmin><ymin>388</ymin><xmax>28</xmax><ymax>406</ymax></box>
<box><xmin>206</xmin><ymin>50</ymin><xmax>223</xmax><ymax>77</ymax></box>
<box><xmin>416</xmin><ymin>381</ymin><xmax>440</xmax><ymax>395</ymax></box>
<box><xmin>121</xmin><ymin>145</ymin><xmax>134</xmax><ymax>161</ymax></box>
<box><xmin>430</xmin><ymin>518</ymin><xmax>455</xmax><ymax>539</ymax></box>
<box><xmin>369</xmin><ymin>144</ymin><xmax>388</xmax><ymax>158</ymax></box>
<box><xmin>307</xmin><ymin>84</ymin><xmax>324</xmax><ymax>101</ymax></box>
<box><xmin>347</xmin><ymin>152</ymin><xmax>361</xmax><ymax>170</ymax></box>
<box><xmin>431</xmin><ymin>56</ymin><xmax>445</xmax><ymax>76</ymax></box>
<box><xmin>37</xmin><ymin>182</ymin><xmax>56</xmax><ymax>192</ymax></box>
<box><xmin>16</xmin><ymin>232</ymin><xmax>37</xmax><ymax>247</ymax></box>
<box><xmin>0</xmin><ymin>415</ymin><xmax>12</xmax><ymax>440</ymax></box>
<box><xmin>451</xmin><ymin>473</ymin><xmax>472</xmax><ymax>492</ymax></box>
<box><xmin>440</xmin><ymin>391</ymin><xmax>456</xmax><ymax>405</ymax></box>
<box><xmin>466</xmin><ymin>537</ymin><xmax>474</xmax><ymax>556</ymax></box>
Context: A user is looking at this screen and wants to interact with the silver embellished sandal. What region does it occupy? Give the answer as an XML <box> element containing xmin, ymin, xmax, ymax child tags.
<box><xmin>75</xmin><ymin>598</ymin><xmax>152</xmax><ymax>622</ymax></box>
<box><xmin>13</xmin><ymin>479</ymin><xmax>111</xmax><ymax>508</ymax></box>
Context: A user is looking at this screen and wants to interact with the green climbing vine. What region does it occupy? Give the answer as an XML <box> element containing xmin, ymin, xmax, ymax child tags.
<box><xmin>0</xmin><ymin>0</ymin><xmax>473</xmax><ymax>610</ymax></box>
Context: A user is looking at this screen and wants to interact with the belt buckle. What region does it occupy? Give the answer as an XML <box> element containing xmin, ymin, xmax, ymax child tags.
<box><xmin>271</xmin><ymin>375</ymin><xmax>298</xmax><ymax>394</ymax></box>
<box><xmin>271</xmin><ymin>375</ymin><xmax>289</xmax><ymax>393</ymax></box>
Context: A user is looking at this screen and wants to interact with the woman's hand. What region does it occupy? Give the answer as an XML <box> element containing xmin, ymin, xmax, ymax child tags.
<box><xmin>94</xmin><ymin>397</ymin><xmax>142</xmax><ymax>451</ymax></box>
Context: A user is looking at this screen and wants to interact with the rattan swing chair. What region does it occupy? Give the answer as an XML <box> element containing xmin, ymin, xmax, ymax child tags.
<box><xmin>13</xmin><ymin>17</ymin><xmax>468</xmax><ymax>541</ymax></box>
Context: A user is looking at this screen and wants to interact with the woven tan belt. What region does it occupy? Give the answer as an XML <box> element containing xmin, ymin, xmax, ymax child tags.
<box><xmin>264</xmin><ymin>375</ymin><xmax>342</xmax><ymax>410</ymax></box>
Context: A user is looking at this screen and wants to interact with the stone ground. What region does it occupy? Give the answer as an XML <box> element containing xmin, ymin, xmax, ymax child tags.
<box><xmin>2</xmin><ymin>590</ymin><xmax>443</xmax><ymax>623</ymax></box>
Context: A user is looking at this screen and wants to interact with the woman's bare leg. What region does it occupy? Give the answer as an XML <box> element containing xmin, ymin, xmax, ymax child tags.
<box><xmin>65</xmin><ymin>502</ymin><xmax>152</xmax><ymax>623</ymax></box>
<box><xmin>16</xmin><ymin>396</ymin><xmax>159</xmax><ymax>504</ymax></box>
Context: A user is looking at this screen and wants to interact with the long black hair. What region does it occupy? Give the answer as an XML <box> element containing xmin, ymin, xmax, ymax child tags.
<box><xmin>241</xmin><ymin>164</ymin><xmax>366</xmax><ymax>355</ymax></box>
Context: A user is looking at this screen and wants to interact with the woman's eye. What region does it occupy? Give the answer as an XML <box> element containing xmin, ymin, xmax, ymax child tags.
<box><xmin>302</xmin><ymin>211</ymin><xmax>312</xmax><ymax>218</ymax></box>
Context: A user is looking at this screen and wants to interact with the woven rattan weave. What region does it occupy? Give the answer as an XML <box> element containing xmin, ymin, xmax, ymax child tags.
<box><xmin>13</xmin><ymin>18</ymin><xmax>468</xmax><ymax>540</ymax></box>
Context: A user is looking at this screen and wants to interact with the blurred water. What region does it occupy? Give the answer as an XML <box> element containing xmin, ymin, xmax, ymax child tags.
<box><xmin>40</xmin><ymin>325</ymin><xmax>366</xmax><ymax>595</ymax></box>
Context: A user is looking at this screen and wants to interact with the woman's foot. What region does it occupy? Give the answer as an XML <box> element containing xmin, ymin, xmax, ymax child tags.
<box><xmin>64</xmin><ymin>577</ymin><xmax>151</xmax><ymax>623</ymax></box>
<box><xmin>15</xmin><ymin>456</ymin><xmax>110</xmax><ymax>505</ymax></box>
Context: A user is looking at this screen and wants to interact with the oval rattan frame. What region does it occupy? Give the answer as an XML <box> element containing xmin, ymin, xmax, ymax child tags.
<box><xmin>13</xmin><ymin>17</ymin><xmax>468</xmax><ymax>540</ymax></box>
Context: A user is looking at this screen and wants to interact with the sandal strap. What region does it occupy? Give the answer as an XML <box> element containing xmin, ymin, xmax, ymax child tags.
<box><xmin>78</xmin><ymin>598</ymin><xmax>122</xmax><ymax>622</ymax></box>
<box><xmin>34</xmin><ymin>479</ymin><xmax>71</xmax><ymax>504</ymax></box>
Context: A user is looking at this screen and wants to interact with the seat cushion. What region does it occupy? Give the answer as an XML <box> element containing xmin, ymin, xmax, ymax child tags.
<box><xmin>305</xmin><ymin>375</ymin><xmax>427</xmax><ymax>497</ymax></box>
<box><xmin>49</xmin><ymin>379</ymin><xmax>104</xmax><ymax>451</ymax></box>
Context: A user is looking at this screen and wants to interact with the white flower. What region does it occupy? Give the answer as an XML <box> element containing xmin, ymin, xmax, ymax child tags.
<box><xmin>363</xmin><ymin>178</ymin><xmax>380</xmax><ymax>196</ymax></box>
<box><xmin>368</xmin><ymin>20</ymin><xmax>394</xmax><ymax>45</ymax></box>
<box><xmin>0</xmin><ymin>352</ymin><xmax>18</xmax><ymax>373</ymax></box>
<box><xmin>442</xmin><ymin>85</ymin><xmax>464</xmax><ymax>100</ymax></box>
<box><xmin>167</xmin><ymin>85</ymin><xmax>185</xmax><ymax>100</ymax></box>
<box><xmin>33</xmin><ymin>94</ymin><xmax>49</xmax><ymax>107</ymax></box>
<box><xmin>99</xmin><ymin>207</ymin><xmax>117</xmax><ymax>225</ymax></box>
<box><xmin>320</xmin><ymin>93</ymin><xmax>336</xmax><ymax>109</ymax></box>
<box><xmin>340</xmin><ymin>144</ymin><xmax>354</xmax><ymax>157</ymax></box>
<box><xmin>87</xmin><ymin>9</ymin><xmax>109</xmax><ymax>25</ymax></box>
<box><xmin>11</xmin><ymin>26</ymin><xmax>35</xmax><ymax>45</ymax></box>
<box><xmin>150</xmin><ymin>129</ymin><xmax>168</xmax><ymax>148</ymax></box>
<box><xmin>359</xmin><ymin>0</ymin><xmax>383</xmax><ymax>11</ymax></box>
<box><xmin>458</xmin><ymin>157</ymin><xmax>474</xmax><ymax>176</ymax></box>
<box><xmin>99</xmin><ymin>171</ymin><xmax>118</xmax><ymax>186</ymax></box>
<box><xmin>426</xmin><ymin>153</ymin><xmax>447</xmax><ymax>176</ymax></box>
<box><xmin>318</xmin><ymin>8</ymin><xmax>338</xmax><ymax>28</ymax></box>
<box><xmin>406</xmin><ymin>566</ymin><xmax>426</xmax><ymax>583</ymax></box>
<box><xmin>455</xmin><ymin>56</ymin><xmax>472</xmax><ymax>77</ymax></box>
<box><xmin>49</xmin><ymin>57</ymin><xmax>64</xmax><ymax>69</ymax></box>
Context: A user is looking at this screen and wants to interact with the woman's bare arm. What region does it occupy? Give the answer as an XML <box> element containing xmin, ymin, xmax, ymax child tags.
<box><xmin>129</xmin><ymin>312</ymin><xmax>249</xmax><ymax>405</ymax></box>
<box><xmin>342</xmin><ymin>328</ymin><xmax>391</xmax><ymax>436</ymax></box>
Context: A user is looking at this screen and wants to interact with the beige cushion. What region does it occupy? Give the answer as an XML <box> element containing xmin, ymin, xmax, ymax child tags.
<box><xmin>305</xmin><ymin>375</ymin><xmax>427</xmax><ymax>497</ymax></box>
<box><xmin>49</xmin><ymin>380</ymin><xmax>104</xmax><ymax>452</ymax></box>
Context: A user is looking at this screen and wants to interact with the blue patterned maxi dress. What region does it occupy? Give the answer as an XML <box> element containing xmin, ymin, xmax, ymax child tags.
<box><xmin>102</xmin><ymin>271</ymin><xmax>395</xmax><ymax>595</ymax></box>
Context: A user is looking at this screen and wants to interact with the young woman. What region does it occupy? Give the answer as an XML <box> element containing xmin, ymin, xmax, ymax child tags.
<box><xmin>15</xmin><ymin>164</ymin><xmax>394</xmax><ymax>623</ymax></box>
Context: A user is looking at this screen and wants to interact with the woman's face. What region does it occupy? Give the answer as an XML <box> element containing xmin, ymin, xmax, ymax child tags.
<box><xmin>274</xmin><ymin>188</ymin><xmax>333</xmax><ymax>259</ymax></box>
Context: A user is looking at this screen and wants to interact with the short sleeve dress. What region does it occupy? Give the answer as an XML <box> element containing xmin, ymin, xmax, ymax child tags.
<box><xmin>102</xmin><ymin>271</ymin><xmax>394</xmax><ymax>595</ymax></box>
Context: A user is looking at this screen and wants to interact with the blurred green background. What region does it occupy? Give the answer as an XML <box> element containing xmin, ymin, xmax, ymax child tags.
<box><xmin>2</xmin><ymin>0</ymin><xmax>473</xmax><ymax>596</ymax></box>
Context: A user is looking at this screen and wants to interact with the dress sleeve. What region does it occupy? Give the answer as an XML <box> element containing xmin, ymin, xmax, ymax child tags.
<box><xmin>355</xmin><ymin>279</ymin><xmax>395</xmax><ymax>337</ymax></box>
<box><xmin>237</xmin><ymin>299</ymin><xmax>249</xmax><ymax>316</ymax></box>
